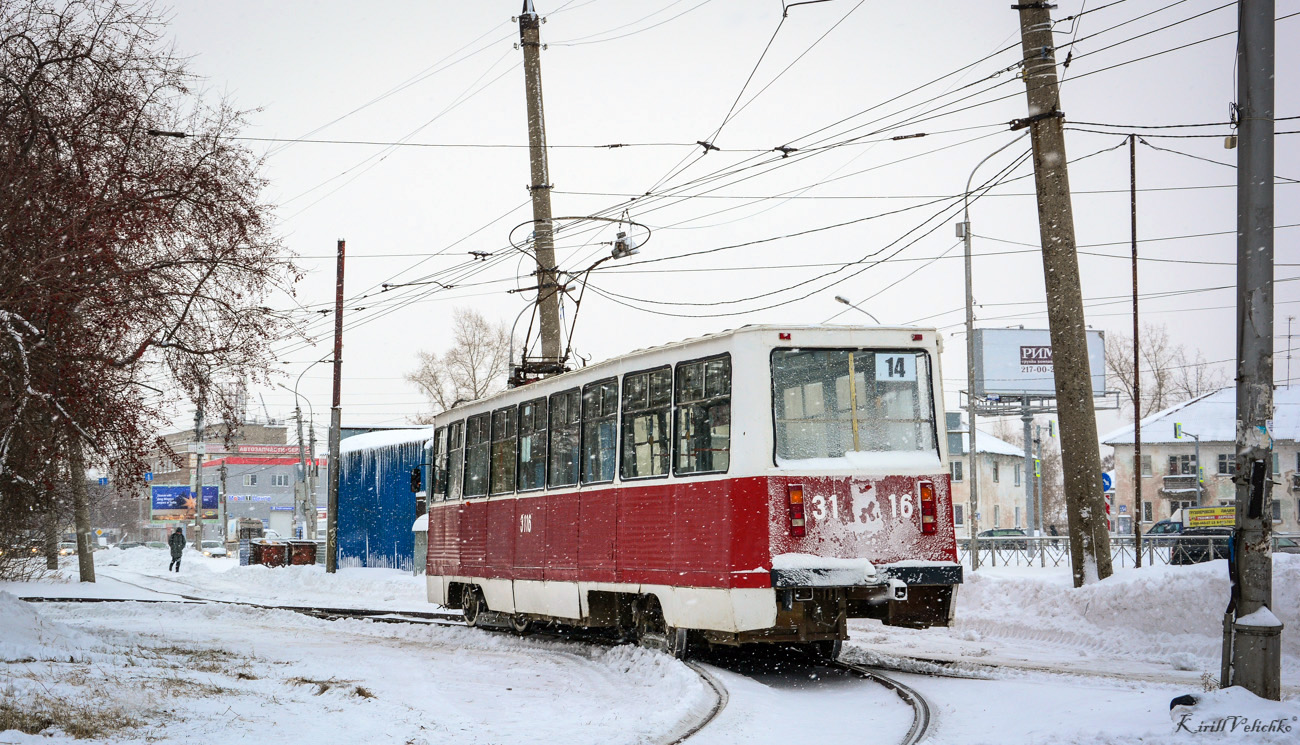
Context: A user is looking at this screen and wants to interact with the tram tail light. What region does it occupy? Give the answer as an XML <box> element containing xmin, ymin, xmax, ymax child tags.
<box><xmin>787</xmin><ymin>484</ymin><xmax>805</xmax><ymax>537</ymax></box>
<box><xmin>918</xmin><ymin>480</ymin><xmax>937</xmax><ymax>534</ymax></box>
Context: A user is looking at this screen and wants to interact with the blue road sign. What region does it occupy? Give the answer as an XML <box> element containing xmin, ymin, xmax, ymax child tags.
<box><xmin>1101</xmin><ymin>472</ymin><xmax>1113</xmax><ymax>492</ymax></box>
<box><xmin>144</xmin><ymin>472</ymin><xmax>153</xmax><ymax>482</ymax></box>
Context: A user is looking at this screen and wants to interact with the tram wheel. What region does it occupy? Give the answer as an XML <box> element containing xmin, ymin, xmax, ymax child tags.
<box><xmin>462</xmin><ymin>587</ymin><xmax>487</xmax><ymax>628</ymax></box>
<box><xmin>635</xmin><ymin>597</ymin><xmax>688</xmax><ymax>660</ymax></box>
<box><xmin>813</xmin><ymin>638</ymin><xmax>843</xmax><ymax>662</ymax></box>
<box><xmin>510</xmin><ymin>613</ymin><xmax>533</xmax><ymax>635</ymax></box>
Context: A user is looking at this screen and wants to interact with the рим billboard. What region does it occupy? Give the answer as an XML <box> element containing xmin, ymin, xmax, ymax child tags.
<box><xmin>972</xmin><ymin>328</ymin><xmax>1105</xmax><ymax>397</ymax></box>
<box><xmin>151</xmin><ymin>485</ymin><xmax>219</xmax><ymax>521</ymax></box>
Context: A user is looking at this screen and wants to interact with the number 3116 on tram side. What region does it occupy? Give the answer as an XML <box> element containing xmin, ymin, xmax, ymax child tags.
<box><xmin>418</xmin><ymin>325</ymin><xmax>962</xmax><ymax>658</ymax></box>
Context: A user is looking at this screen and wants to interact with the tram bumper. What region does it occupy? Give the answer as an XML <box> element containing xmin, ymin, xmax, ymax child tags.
<box><xmin>766</xmin><ymin>560</ymin><xmax>961</xmax><ymax>634</ymax></box>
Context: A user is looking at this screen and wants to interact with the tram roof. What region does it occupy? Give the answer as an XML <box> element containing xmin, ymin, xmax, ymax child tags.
<box><xmin>436</xmin><ymin>323</ymin><xmax>939</xmax><ymax>421</ymax></box>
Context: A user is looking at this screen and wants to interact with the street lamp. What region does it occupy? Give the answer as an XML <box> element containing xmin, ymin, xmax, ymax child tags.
<box><xmin>833</xmin><ymin>295</ymin><xmax>881</xmax><ymax>324</ymax></box>
<box><xmin>279</xmin><ymin>355</ymin><xmax>329</xmax><ymax>539</ymax></box>
<box><xmin>958</xmin><ymin>133</ymin><xmax>1028</xmax><ymax>569</ymax></box>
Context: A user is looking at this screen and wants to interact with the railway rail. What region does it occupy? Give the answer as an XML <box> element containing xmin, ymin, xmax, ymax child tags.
<box><xmin>22</xmin><ymin>592</ymin><xmax>933</xmax><ymax>745</ymax></box>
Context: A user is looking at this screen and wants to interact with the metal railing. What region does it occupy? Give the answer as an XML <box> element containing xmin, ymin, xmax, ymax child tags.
<box><xmin>957</xmin><ymin>533</ymin><xmax>1299</xmax><ymax>569</ymax></box>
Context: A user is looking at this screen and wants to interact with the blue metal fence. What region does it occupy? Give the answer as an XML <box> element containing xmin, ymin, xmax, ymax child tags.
<box><xmin>337</xmin><ymin>430</ymin><xmax>430</xmax><ymax>571</ymax></box>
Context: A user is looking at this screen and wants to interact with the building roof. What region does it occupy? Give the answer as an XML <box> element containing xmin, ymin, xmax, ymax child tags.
<box><xmin>956</xmin><ymin>428</ymin><xmax>1024</xmax><ymax>457</ymax></box>
<box><xmin>1101</xmin><ymin>385</ymin><xmax>1300</xmax><ymax>445</ymax></box>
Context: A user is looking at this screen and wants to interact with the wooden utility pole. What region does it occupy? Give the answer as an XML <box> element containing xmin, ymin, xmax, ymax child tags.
<box><xmin>1130</xmin><ymin>134</ymin><xmax>1142</xmax><ymax>568</ymax></box>
<box><xmin>1013</xmin><ymin>2</ymin><xmax>1111</xmax><ymax>586</ymax></box>
<box><xmin>519</xmin><ymin>0</ymin><xmax>564</xmax><ymax>368</ymax></box>
<box><xmin>1228</xmin><ymin>0</ymin><xmax>1281</xmax><ymax>700</ymax></box>
<box><xmin>326</xmin><ymin>239</ymin><xmax>345</xmax><ymax>573</ymax></box>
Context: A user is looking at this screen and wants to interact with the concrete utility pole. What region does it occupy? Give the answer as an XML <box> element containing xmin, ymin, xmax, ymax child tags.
<box><xmin>308</xmin><ymin>420</ymin><xmax>318</xmax><ymax>540</ymax></box>
<box><xmin>1013</xmin><ymin>1</ymin><xmax>1111</xmax><ymax>586</ymax></box>
<box><xmin>219</xmin><ymin>464</ymin><xmax>228</xmax><ymax>541</ymax></box>
<box><xmin>294</xmin><ymin>403</ymin><xmax>308</xmax><ymax>538</ymax></box>
<box><xmin>326</xmin><ymin>239</ymin><xmax>345</xmax><ymax>574</ymax></box>
<box><xmin>1130</xmin><ymin>134</ymin><xmax>1143</xmax><ymax>568</ymax></box>
<box><xmin>1021</xmin><ymin>401</ymin><xmax>1033</xmax><ymax>535</ymax></box>
<box><xmin>959</xmin><ymin>216</ymin><xmax>981</xmax><ymax>569</ymax></box>
<box><xmin>1228</xmin><ymin>0</ymin><xmax>1281</xmax><ymax>700</ymax></box>
<box><xmin>519</xmin><ymin>0</ymin><xmax>564</xmax><ymax>367</ymax></box>
<box><xmin>192</xmin><ymin>401</ymin><xmax>204</xmax><ymax>553</ymax></box>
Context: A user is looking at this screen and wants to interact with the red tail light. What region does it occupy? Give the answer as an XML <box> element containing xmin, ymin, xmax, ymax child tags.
<box><xmin>787</xmin><ymin>484</ymin><xmax>805</xmax><ymax>537</ymax></box>
<box><xmin>918</xmin><ymin>480</ymin><xmax>937</xmax><ymax>534</ymax></box>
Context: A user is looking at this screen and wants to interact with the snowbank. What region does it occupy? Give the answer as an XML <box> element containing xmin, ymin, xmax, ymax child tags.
<box><xmin>953</xmin><ymin>554</ymin><xmax>1300</xmax><ymax>675</ymax></box>
<box><xmin>88</xmin><ymin>546</ymin><xmax>428</xmax><ymax>610</ymax></box>
<box><xmin>0</xmin><ymin>591</ymin><xmax>101</xmax><ymax>662</ymax></box>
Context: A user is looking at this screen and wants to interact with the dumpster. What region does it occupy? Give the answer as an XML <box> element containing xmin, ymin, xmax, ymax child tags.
<box><xmin>250</xmin><ymin>539</ymin><xmax>290</xmax><ymax>567</ymax></box>
<box><xmin>288</xmin><ymin>540</ymin><xmax>317</xmax><ymax>566</ymax></box>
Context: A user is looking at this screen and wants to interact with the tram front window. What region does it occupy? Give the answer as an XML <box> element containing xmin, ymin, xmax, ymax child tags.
<box><xmin>772</xmin><ymin>349</ymin><xmax>937</xmax><ymax>461</ymax></box>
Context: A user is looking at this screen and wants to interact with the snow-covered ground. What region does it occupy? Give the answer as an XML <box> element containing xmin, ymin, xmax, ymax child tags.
<box><xmin>2</xmin><ymin>547</ymin><xmax>1298</xmax><ymax>744</ymax></box>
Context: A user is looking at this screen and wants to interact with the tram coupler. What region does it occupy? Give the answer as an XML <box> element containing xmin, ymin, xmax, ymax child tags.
<box><xmin>888</xmin><ymin>578</ymin><xmax>908</xmax><ymax>602</ymax></box>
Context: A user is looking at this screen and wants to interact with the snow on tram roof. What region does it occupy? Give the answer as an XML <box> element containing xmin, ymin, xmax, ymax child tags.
<box><xmin>438</xmin><ymin>323</ymin><xmax>938</xmax><ymax>418</ymax></box>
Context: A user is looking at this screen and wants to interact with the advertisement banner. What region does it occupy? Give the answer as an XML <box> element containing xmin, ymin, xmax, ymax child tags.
<box><xmin>237</xmin><ymin>444</ymin><xmax>303</xmax><ymax>455</ymax></box>
<box><xmin>1186</xmin><ymin>506</ymin><xmax>1234</xmax><ymax>528</ymax></box>
<box><xmin>972</xmin><ymin>328</ymin><xmax>1106</xmax><ymax>397</ymax></box>
<box><xmin>151</xmin><ymin>485</ymin><xmax>219</xmax><ymax>520</ymax></box>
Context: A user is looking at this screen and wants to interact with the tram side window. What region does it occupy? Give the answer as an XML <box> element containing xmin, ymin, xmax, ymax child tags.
<box><xmin>490</xmin><ymin>406</ymin><xmax>517</xmax><ymax>495</ymax></box>
<box><xmin>446</xmin><ymin>421</ymin><xmax>464</xmax><ymax>500</ymax></box>
<box><xmin>518</xmin><ymin>397</ymin><xmax>548</xmax><ymax>491</ymax></box>
<box><xmin>548</xmin><ymin>389</ymin><xmax>580</xmax><ymax>488</ymax></box>
<box><xmin>582</xmin><ymin>378</ymin><xmax>618</xmax><ymax>484</ymax></box>
<box><xmin>464</xmin><ymin>413</ymin><xmax>490</xmax><ymax>497</ymax></box>
<box><xmin>621</xmin><ymin>367</ymin><xmax>671</xmax><ymax>479</ymax></box>
<box><xmin>431</xmin><ymin>427</ymin><xmax>447</xmax><ymax>501</ymax></box>
<box><xmin>772</xmin><ymin>349</ymin><xmax>936</xmax><ymax>460</ymax></box>
<box><xmin>676</xmin><ymin>355</ymin><xmax>731</xmax><ymax>475</ymax></box>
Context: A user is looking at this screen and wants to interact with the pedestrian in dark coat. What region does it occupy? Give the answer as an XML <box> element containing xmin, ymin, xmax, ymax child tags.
<box><xmin>168</xmin><ymin>527</ymin><xmax>185</xmax><ymax>572</ymax></box>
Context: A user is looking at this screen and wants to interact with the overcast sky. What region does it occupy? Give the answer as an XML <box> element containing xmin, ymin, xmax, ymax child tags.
<box><xmin>152</xmin><ymin>0</ymin><xmax>1297</xmax><ymax>439</ymax></box>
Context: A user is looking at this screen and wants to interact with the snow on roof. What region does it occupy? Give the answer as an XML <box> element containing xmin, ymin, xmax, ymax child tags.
<box><xmin>1101</xmin><ymin>386</ymin><xmax>1300</xmax><ymax>445</ymax></box>
<box><xmin>963</xmin><ymin>429</ymin><xmax>1024</xmax><ymax>457</ymax></box>
<box><xmin>949</xmin><ymin>419</ymin><xmax>1024</xmax><ymax>457</ymax></box>
<box><xmin>339</xmin><ymin>427</ymin><xmax>432</xmax><ymax>455</ymax></box>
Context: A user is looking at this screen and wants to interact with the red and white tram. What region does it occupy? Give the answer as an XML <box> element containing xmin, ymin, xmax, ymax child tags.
<box><xmin>422</xmin><ymin>325</ymin><xmax>961</xmax><ymax>657</ymax></box>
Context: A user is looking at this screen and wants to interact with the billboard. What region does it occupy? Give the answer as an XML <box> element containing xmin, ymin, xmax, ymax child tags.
<box><xmin>151</xmin><ymin>485</ymin><xmax>219</xmax><ymax>520</ymax></box>
<box><xmin>972</xmin><ymin>328</ymin><xmax>1105</xmax><ymax>397</ymax></box>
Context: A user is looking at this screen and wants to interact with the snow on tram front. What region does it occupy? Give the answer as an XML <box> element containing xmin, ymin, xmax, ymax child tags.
<box><xmin>420</xmin><ymin>325</ymin><xmax>961</xmax><ymax>658</ymax></box>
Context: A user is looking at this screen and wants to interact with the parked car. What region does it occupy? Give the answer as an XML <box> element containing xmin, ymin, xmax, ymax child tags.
<box><xmin>1273</xmin><ymin>536</ymin><xmax>1300</xmax><ymax>555</ymax></box>
<box><xmin>200</xmin><ymin>540</ymin><xmax>227</xmax><ymax>558</ymax></box>
<box><xmin>145</xmin><ymin>541</ymin><xmax>167</xmax><ymax>549</ymax></box>
<box><xmin>1145</xmin><ymin>519</ymin><xmax>1183</xmax><ymax>547</ymax></box>
<box><xmin>58</xmin><ymin>541</ymin><xmax>77</xmax><ymax>556</ymax></box>
<box><xmin>116</xmin><ymin>541</ymin><xmax>144</xmax><ymax>550</ymax></box>
<box><xmin>1171</xmin><ymin>527</ymin><xmax>1231</xmax><ymax>565</ymax></box>
<box><xmin>977</xmin><ymin>528</ymin><xmax>1029</xmax><ymax>551</ymax></box>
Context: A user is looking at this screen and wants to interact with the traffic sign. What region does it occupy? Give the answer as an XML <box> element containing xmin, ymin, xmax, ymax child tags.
<box><xmin>144</xmin><ymin>471</ymin><xmax>153</xmax><ymax>482</ymax></box>
<box><xmin>98</xmin><ymin>477</ymin><xmax>108</xmax><ymax>486</ymax></box>
<box><xmin>1101</xmin><ymin>472</ymin><xmax>1113</xmax><ymax>492</ymax></box>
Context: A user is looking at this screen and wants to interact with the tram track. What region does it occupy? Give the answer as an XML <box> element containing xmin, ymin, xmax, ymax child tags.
<box><xmin>22</xmin><ymin>589</ymin><xmax>932</xmax><ymax>745</ymax></box>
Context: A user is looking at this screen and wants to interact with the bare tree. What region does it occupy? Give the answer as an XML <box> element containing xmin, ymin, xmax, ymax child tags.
<box><xmin>0</xmin><ymin>0</ymin><xmax>297</xmax><ymax>579</ymax></box>
<box><xmin>1105</xmin><ymin>323</ymin><xmax>1226</xmax><ymax>418</ymax></box>
<box><xmin>407</xmin><ymin>308</ymin><xmax>512</xmax><ymax>421</ymax></box>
